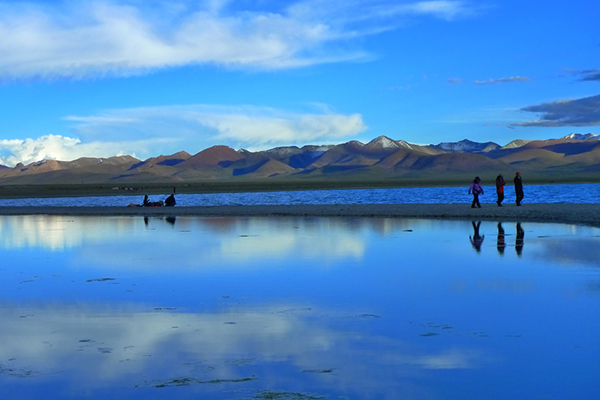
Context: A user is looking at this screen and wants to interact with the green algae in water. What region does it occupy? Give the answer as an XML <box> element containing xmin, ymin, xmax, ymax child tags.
<box><xmin>254</xmin><ymin>391</ymin><xmax>325</xmax><ymax>399</ymax></box>
<box><xmin>153</xmin><ymin>375</ymin><xmax>257</xmax><ymax>387</ymax></box>
<box><xmin>302</xmin><ymin>368</ymin><xmax>334</xmax><ymax>373</ymax></box>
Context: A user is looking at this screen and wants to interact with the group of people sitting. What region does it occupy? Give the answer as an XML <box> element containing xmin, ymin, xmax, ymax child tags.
<box><xmin>143</xmin><ymin>194</ymin><xmax>176</xmax><ymax>207</ymax></box>
<box><xmin>128</xmin><ymin>194</ymin><xmax>176</xmax><ymax>207</ymax></box>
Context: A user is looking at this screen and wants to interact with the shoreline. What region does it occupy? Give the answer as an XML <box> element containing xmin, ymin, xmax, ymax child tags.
<box><xmin>1</xmin><ymin>203</ymin><xmax>599</xmax><ymax>227</ymax></box>
<box><xmin>1</xmin><ymin>179</ymin><xmax>600</xmax><ymax>199</ymax></box>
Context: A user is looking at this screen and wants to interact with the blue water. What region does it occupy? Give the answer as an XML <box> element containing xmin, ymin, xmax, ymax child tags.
<box><xmin>1</xmin><ymin>215</ymin><xmax>599</xmax><ymax>399</ymax></box>
<box><xmin>1</xmin><ymin>183</ymin><xmax>599</xmax><ymax>207</ymax></box>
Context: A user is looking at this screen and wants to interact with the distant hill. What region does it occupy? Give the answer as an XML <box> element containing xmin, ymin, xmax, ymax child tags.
<box><xmin>430</xmin><ymin>139</ymin><xmax>500</xmax><ymax>152</ymax></box>
<box><xmin>0</xmin><ymin>134</ymin><xmax>599</xmax><ymax>185</ymax></box>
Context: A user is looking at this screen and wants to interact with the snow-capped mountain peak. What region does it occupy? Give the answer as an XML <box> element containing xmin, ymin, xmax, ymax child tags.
<box><xmin>367</xmin><ymin>135</ymin><xmax>399</xmax><ymax>149</ymax></box>
<box><xmin>433</xmin><ymin>139</ymin><xmax>499</xmax><ymax>152</ymax></box>
<box><xmin>563</xmin><ymin>133</ymin><xmax>599</xmax><ymax>140</ymax></box>
<box><xmin>395</xmin><ymin>140</ymin><xmax>413</xmax><ymax>150</ymax></box>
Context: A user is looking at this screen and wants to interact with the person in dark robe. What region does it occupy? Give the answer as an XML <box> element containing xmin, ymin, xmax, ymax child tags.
<box><xmin>165</xmin><ymin>194</ymin><xmax>176</xmax><ymax>207</ymax></box>
<box><xmin>514</xmin><ymin>172</ymin><xmax>524</xmax><ymax>206</ymax></box>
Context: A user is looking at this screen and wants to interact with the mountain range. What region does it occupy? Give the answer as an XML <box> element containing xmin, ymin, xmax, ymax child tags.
<box><xmin>1</xmin><ymin>134</ymin><xmax>599</xmax><ymax>185</ymax></box>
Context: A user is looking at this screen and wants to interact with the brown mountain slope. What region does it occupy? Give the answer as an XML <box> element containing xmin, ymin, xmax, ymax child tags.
<box><xmin>309</xmin><ymin>144</ymin><xmax>383</xmax><ymax>168</ymax></box>
<box><xmin>497</xmin><ymin>148</ymin><xmax>566</xmax><ymax>165</ymax></box>
<box><xmin>540</xmin><ymin>140</ymin><xmax>600</xmax><ymax>156</ymax></box>
<box><xmin>562</xmin><ymin>144</ymin><xmax>600</xmax><ymax>166</ymax></box>
<box><xmin>518</xmin><ymin>138</ymin><xmax>599</xmax><ymax>155</ymax></box>
<box><xmin>177</xmin><ymin>145</ymin><xmax>243</xmax><ymax>168</ymax></box>
<box><xmin>375</xmin><ymin>148</ymin><xmax>430</xmax><ymax>170</ymax></box>
<box><xmin>140</xmin><ymin>151</ymin><xmax>191</xmax><ymax>167</ymax></box>
<box><xmin>124</xmin><ymin>151</ymin><xmax>192</xmax><ymax>179</ymax></box>
<box><xmin>0</xmin><ymin>156</ymin><xmax>139</xmax><ymax>181</ymax></box>
<box><xmin>240</xmin><ymin>159</ymin><xmax>297</xmax><ymax>177</ymax></box>
<box><xmin>408</xmin><ymin>152</ymin><xmax>510</xmax><ymax>172</ymax></box>
<box><xmin>0</xmin><ymin>136</ymin><xmax>599</xmax><ymax>185</ymax></box>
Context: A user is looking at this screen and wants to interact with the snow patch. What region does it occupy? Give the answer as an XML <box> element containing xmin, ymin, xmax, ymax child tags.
<box><xmin>367</xmin><ymin>136</ymin><xmax>399</xmax><ymax>149</ymax></box>
<box><xmin>563</xmin><ymin>133</ymin><xmax>599</xmax><ymax>140</ymax></box>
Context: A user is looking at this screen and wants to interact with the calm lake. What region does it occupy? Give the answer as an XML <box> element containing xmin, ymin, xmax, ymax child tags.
<box><xmin>1</xmin><ymin>183</ymin><xmax>599</xmax><ymax>207</ymax></box>
<box><xmin>1</xmin><ymin>215</ymin><xmax>599</xmax><ymax>399</ymax></box>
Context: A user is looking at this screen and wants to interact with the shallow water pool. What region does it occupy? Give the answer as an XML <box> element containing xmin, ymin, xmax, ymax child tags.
<box><xmin>1</xmin><ymin>215</ymin><xmax>599</xmax><ymax>399</ymax></box>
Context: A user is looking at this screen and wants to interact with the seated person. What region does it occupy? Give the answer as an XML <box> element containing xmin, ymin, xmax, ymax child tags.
<box><xmin>165</xmin><ymin>194</ymin><xmax>176</xmax><ymax>207</ymax></box>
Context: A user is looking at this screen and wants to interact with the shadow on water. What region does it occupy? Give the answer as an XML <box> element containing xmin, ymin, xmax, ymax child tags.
<box><xmin>497</xmin><ymin>222</ymin><xmax>505</xmax><ymax>255</ymax></box>
<box><xmin>470</xmin><ymin>221</ymin><xmax>484</xmax><ymax>253</ymax></box>
<box><xmin>471</xmin><ymin>221</ymin><xmax>525</xmax><ymax>256</ymax></box>
<box><xmin>144</xmin><ymin>215</ymin><xmax>177</xmax><ymax>227</ymax></box>
<box><xmin>516</xmin><ymin>222</ymin><xmax>524</xmax><ymax>256</ymax></box>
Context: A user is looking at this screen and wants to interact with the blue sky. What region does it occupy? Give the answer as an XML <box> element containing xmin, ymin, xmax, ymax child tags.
<box><xmin>0</xmin><ymin>0</ymin><xmax>598</xmax><ymax>166</ymax></box>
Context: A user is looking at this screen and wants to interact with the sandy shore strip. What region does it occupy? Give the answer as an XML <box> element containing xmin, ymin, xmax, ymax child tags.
<box><xmin>1</xmin><ymin>203</ymin><xmax>600</xmax><ymax>227</ymax></box>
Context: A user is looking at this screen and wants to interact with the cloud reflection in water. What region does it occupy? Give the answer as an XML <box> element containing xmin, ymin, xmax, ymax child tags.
<box><xmin>1</xmin><ymin>302</ymin><xmax>487</xmax><ymax>396</ymax></box>
<box><xmin>1</xmin><ymin>216</ymin><xmax>599</xmax><ymax>399</ymax></box>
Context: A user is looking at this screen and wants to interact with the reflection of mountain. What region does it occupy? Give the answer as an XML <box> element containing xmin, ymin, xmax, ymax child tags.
<box><xmin>1</xmin><ymin>134</ymin><xmax>599</xmax><ymax>184</ymax></box>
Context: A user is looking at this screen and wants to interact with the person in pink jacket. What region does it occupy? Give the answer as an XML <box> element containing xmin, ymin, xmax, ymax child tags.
<box><xmin>468</xmin><ymin>176</ymin><xmax>484</xmax><ymax>208</ymax></box>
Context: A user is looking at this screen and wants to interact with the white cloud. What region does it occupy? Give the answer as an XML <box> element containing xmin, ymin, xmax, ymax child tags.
<box><xmin>447</xmin><ymin>77</ymin><xmax>463</xmax><ymax>84</ymax></box>
<box><xmin>191</xmin><ymin>106</ymin><xmax>367</xmax><ymax>147</ymax></box>
<box><xmin>0</xmin><ymin>105</ymin><xmax>366</xmax><ymax>166</ymax></box>
<box><xmin>68</xmin><ymin>103</ymin><xmax>368</xmax><ymax>150</ymax></box>
<box><xmin>401</xmin><ymin>0</ymin><xmax>475</xmax><ymax>20</ymax></box>
<box><xmin>289</xmin><ymin>0</ymin><xmax>475</xmax><ymax>26</ymax></box>
<box><xmin>0</xmin><ymin>134</ymin><xmax>146</xmax><ymax>167</ymax></box>
<box><xmin>0</xmin><ymin>0</ymin><xmax>478</xmax><ymax>79</ymax></box>
<box><xmin>0</xmin><ymin>135</ymin><xmax>80</xmax><ymax>166</ymax></box>
<box><xmin>474</xmin><ymin>76</ymin><xmax>531</xmax><ymax>85</ymax></box>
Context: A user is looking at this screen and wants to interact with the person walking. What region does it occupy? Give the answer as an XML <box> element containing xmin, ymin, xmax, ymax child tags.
<box><xmin>468</xmin><ymin>176</ymin><xmax>484</xmax><ymax>208</ymax></box>
<box><xmin>514</xmin><ymin>171</ymin><xmax>524</xmax><ymax>206</ymax></box>
<box><xmin>495</xmin><ymin>174</ymin><xmax>505</xmax><ymax>206</ymax></box>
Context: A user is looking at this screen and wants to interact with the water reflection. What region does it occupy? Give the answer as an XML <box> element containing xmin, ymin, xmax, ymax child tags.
<box><xmin>516</xmin><ymin>222</ymin><xmax>524</xmax><ymax>256</ymax></box>
<box><xmin>497</xmin><ymin>223</ymin><xmax>506</xmax><ymax>255</ymax></box>
<box><xmin>1</xmin><ymin>216</ymin><xmax>600</xmax><ymax>399</ymax></box>
<box><xmin>470</xmin><ymin>221</ymin><xmax>484</xmax><ymax>252</ymax></box>
<box><xmin>0</xmin><ymin>302</ymin><xmax>488</xmax><ymax>396</ymax></box>
<box><xmin>144</xmin><ymin>215</ymin><xmax>176</xmax><ymax>227</ymax></box>
<box><xmin>1</xmin><ymin>183</ymin><xmax>599</xmax><ymax>207</ymax></box>
<box><xmin>470</xmin><ymin>221</ymin><xmax>526</xmax><ymax>257</ymax></box>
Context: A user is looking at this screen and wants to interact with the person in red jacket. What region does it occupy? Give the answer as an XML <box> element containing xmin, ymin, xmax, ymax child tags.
<box><xmin>495</xmin><ymin>174</ymin><xmax>505</xmax><ymax>207</ymax></box>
